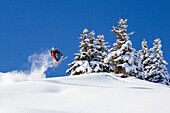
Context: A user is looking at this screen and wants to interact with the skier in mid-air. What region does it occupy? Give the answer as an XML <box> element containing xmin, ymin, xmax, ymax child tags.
<box><xmin>50</xmin><ymin>47</ymin><xmax>63</xmax><ymax>61</ymax></box>
<box><xmin>50</xmin><ymin>47</ymin><xmax>67</xmax><ymax>69</ymax></box>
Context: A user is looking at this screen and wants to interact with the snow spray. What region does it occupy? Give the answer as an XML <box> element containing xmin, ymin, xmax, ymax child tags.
<box><xmin>0</xmin><ymin>51</ymin><xmax>56</xmax><ymax>84</ymax></box>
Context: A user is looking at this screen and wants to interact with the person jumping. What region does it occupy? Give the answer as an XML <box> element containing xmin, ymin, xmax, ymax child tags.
<box><xmin>50</xmin><ymin>47</ymin><xmax>63</xmax><ymax>61</ymax></box>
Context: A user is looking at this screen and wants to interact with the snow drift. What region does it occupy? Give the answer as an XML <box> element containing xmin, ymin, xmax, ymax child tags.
<box><xmin>0</xmin><ymin>73</ymin><xmax>170</xmax><ymax>113</ymax></box>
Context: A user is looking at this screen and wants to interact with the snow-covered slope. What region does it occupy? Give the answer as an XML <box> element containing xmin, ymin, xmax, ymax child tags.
<box><xmin>0</xmin><ymin>73</ymin><xmax>170</xmax><ymax>113</ymax></box>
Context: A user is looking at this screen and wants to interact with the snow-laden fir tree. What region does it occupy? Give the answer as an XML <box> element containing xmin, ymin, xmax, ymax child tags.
<box><xmin>66</xmin><ymin>28</ymin><xmax>92</xmax><ymax>75</ymax></box>
<box><xmin>104</xmin><ymin>18</ymin><xmax>144</xmax><ymax>79</ymax></box>
<box><xmin>66</xmin><ymin>28</ymin><xmax>112</xmax><ymax>75</ymax></box>
<box><xmin>139</xmin><ymin>39</ymin><xmax>152</xmax><ymax>78</ymax></box>
<box><xmin>95</xmin><ymin>34</ymin><xmax>110</xmax><ymax>61</ymax></box>
<box><xmin>146</xmin><ymin>38</ymin><xmax>169</xmax><ymax>85</ymax></box>
<box><xmin>90</xmin><ymin>34</ymin><xmax>113</xmax><ymax>73</ymax></box>
<box><xmin>86</xmin><ymin>30</ymin><xmax>96</xmax><ymax>61</ymax></box>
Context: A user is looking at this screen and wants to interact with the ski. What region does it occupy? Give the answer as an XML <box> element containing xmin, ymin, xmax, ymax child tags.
<box><xmin>55</xmin><ymin>56</ymin><xmax>67</xmax><ymax>69</ymax></box>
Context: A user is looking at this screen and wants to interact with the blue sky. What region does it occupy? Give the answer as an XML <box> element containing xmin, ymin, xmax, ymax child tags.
<box><xmin>0</xmin><ymin>0</ymin><xmax>169</xmax><ymax>77</ymax></box>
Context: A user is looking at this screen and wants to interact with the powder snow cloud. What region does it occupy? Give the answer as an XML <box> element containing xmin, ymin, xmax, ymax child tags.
<box><xmin>0</xmin><ymin>51</ymin><xmax>56</xmax><ymax>84</ymax></box>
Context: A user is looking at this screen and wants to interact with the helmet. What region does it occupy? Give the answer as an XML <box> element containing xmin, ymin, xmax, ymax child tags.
<box><xmin>52</xmin><ymin>47</ymin><xmax>56</xmax><ymax>50</ymax></box>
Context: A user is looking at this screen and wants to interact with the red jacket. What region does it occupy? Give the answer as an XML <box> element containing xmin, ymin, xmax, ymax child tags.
<box><xmin>51</xmin><ymin>49</ymin><xmax>63</xmax><ymax>61</ymax></box>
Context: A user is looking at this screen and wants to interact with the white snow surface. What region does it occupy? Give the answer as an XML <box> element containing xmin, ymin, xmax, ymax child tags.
<box><xmin>0</xmin><ymin>73</ymin><xmax>170</xmax><ymax>113</ymax></box>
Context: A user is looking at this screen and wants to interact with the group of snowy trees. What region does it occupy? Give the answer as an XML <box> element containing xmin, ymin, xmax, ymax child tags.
<box><xmin>140</xmin><ymin>38</ymin><xmax>169</xmax><ymax>84</ymax></box>
<box><xmin>66</xmin><ymin>28</ymin><xmax>113</xmax><ymax>75</ymax></box>
<box><xmin>66</xmin><ymin>18</ymin><xmax>169</xmax><ymax>85</ymax></box>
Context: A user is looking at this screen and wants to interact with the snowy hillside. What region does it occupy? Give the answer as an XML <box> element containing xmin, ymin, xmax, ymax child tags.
<box><xmin>0</xmin><ymin>73</ymin><xmax>170</xmax><ymax>113</ymax></box>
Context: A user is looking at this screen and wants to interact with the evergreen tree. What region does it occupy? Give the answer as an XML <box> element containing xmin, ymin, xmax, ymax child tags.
<box><xmin>95</xmin><ymin>35</ymin><xmax>110</xmax><ymax>61</ymax></box>
<box><xmin>66</xmin><ymin>28</ymin><xmax>92</xmax><ymax>75</ymax></box>
<box><xmin>146</xmin><ymin>38</ymin><xmax>169</xmax><ymax>85</ymax></box>
<box><xmin>90</xmin><ymin>34</ymin><xmax>113</xmax><ymax>73</ymax></box>
<box><xmin>139</xmin><ymin>39</ymin><xmax>152</xmax><ymax>78</ymax></box>
<box><xmin>66</xmin><ymin>28</ymin><xmax>112</xmax><ymax>75</ymax></box>
<box><xmin>104</xmin><ymin>18</ymin><xmax>144</xmax><ymax>79</ymax></box>
<box><xmin>86</xmin><ymin>30</ymin><xmax>96</xmax><ymax>61</ymax></box>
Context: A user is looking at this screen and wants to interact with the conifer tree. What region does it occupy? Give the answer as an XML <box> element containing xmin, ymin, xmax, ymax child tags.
<box><xmin>66</xmin><ymin>28</ymin><xmax>92</xmax><ymax>75</ymax></box>
<box><xmin>90</xmin><ymin>34</ymin><xmax>113</xmax><ymax>72</ymax></box>
<box><xmin>86</xmin><ymin>30</ymin><xmax>96</xmax><ymax>61</ymax></box>
<box><xmin>146</xmin><ymin>38</ymin><xmax>169</xmax><ymax>85</ymax></box>
<box><xmin>66</xmin><ymin>28</ymin><xmax>112</xmax><ymax>75</ymax></box>
<box><xmin>95</xmin><ymin>35</ymin><xmax>110</xmax><ymax>61</ymax></box>
<box><xmin>104</xmin><ymin>18</ymin><xmax>144</xmax><ymax>78</ymax></box>
<box><xmin>139</xmin><ymin>39</ymin><xmax>152</xmax><ymax>78</ymax></box>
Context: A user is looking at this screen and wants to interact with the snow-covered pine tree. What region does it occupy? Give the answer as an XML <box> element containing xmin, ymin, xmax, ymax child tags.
<box><xmin>90</xmin><ymin>34</ymin><xmax>113</xmax><ymax>72</ymax></box>
<box><xmin>104</xmin><ymin>18</ymin><xmax>144</xmax><ymax>79</ymax></box>
<box><xmin>95</xmin><ymin>34</ymin><xmax>109</xmax><ymax>61</ymax></box>
<box><xmin>66</xmin><ymin>28</ymin><xmax>92</xmax><ymax>75</ymax></box>
<box><xmin>146</xmin><ymin>38</ymin><xmax>169</xmax><ymax>85</ymax></box>
<box><xmin>139</xmin><ymin>39</ymin><xmax>152</xmax><ymax>78</ymax></box>
<box><xmin>86</xmin><ymin>30</ymin><xmax>96</xmax><ymax>61</ymax></box>
<box><xmin>66</xmin><ymin>28</ymin><xmax>112</xmax><ymax>75</ymax></box>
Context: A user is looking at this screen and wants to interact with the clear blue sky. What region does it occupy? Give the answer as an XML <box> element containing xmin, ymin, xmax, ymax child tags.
<box><xmin>0</xmin><ymin>0</ymin><xmax>170</xmax><ymax>77</ymax></box>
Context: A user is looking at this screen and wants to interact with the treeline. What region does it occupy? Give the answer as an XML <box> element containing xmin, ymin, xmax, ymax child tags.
<box><xmin>66</xmin><ymin>18</ymin><xmax>169</xmax><ymax>85</ymax></box>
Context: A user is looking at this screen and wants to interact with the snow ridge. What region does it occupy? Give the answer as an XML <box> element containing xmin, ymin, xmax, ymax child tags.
<box><xmin>0</xmin><ymin>73</ymin><xmax>170</xmax><ymax>113</ymax></box>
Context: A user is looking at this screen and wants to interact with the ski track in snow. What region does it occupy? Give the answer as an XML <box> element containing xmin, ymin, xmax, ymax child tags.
<box><xmin>0</xmin><ymin>73</ymin><xmax>170</xmax><ymax>113</ymax></box>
